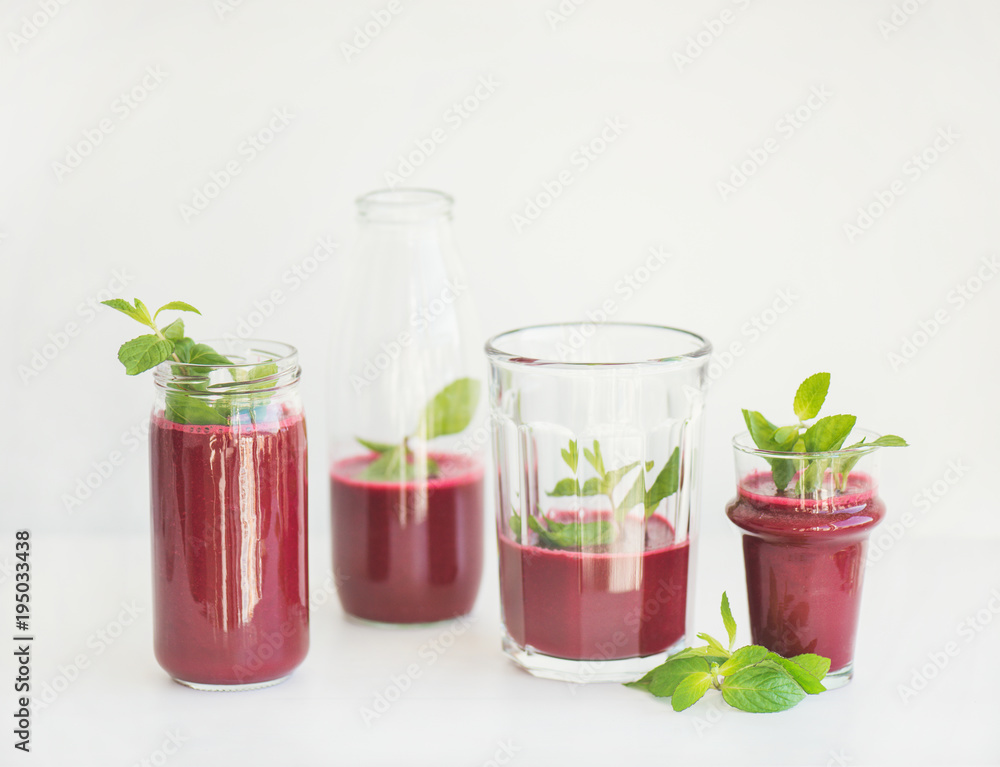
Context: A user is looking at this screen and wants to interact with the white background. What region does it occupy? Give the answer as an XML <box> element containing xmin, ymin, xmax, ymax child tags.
<box><xmin>2</xmin><ymin>1</ymin><xmax>998</xmax><ymax>765</ymax></box>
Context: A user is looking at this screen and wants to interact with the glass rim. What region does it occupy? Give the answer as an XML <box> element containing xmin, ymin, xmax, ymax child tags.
<box><xmin>356</xmin><ymin>188</ymin><xmax>453</xmax><ymax>218</ymax></box>
<box><xmin>484</xmin><ymin>322</ymin><xmax>712</xmax><ymax>368</ymax></box>
<box><xmin>732</xmin><ymin>428</ymin><xmax>884</xmax><ymax>459</ymax></box>
<box><xmin>152</xmin><ymin>339</ymin><xmax>299</xmax><ymax>393</ymax></box>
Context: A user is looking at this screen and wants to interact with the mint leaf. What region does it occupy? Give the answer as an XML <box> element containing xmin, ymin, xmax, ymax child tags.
<box><xmin>696</xmin><ymin>633</ymin><xmax>730</xmax><ymax>658</ymax></box>
<box><xmin>771</xmin><ymin>456</ymin><xmax>797</xmax><ymax>492</ymax></box>
<box><xmin>742</xmin><ymin>409</ymin><xmax>782</xmax><ymax>450</ymax></box>
<box><xmin>836</xmin><ymin>435</ymin><xmax>907</xmax><ymax>489</ymax></box>
<box><xmin>580</xmin><ymin>477</ymin><xmax>602</xmax><ymax>496</ymax></box>
<box><xmin>526</xmin><ymin>515</ymin><xmax>550</xmax><ymax>542</ymax></box>
<box><xmin>773</xmin><ymin>425</ymin><xmax>799</xmax><ymax>446</ymax></box>
<box><xmin>643</xmin><ymin>657</ymin><xmax>712</xmax><ymax>697</ymax></box>
<box><xmin>667</xmin><ymin>646</ymin><xmax>730</xmax><ymax>660</ymax></box>
<box><xmin>547</xmin><ymin>478</ymin><xmax>581</xmax><ymax>497</ymax></box>
<box><xmin>803</xmin><ymin>414</ymin><xmax>857</xmax><ymax>452</ymax></box>
<box><xmin>133</xmin><ymin>298</ymin><xmax>154</xmax><ymax>327</ymax></box>
<box><xmin>361</xmin><ymin>446</ymin><xmax>410</xmax><ymax>482</ymax></box>
<box><xmin>743</xmin><ymin>410</ymin><xmax>798</xmax><ymax>490</ymax></box>
<box><xmin>583</xmin><ymin>441</ymin><xmax>605</xmax><ymax>476</ymax></box>
<box><xmin>165</xmin><ymin>393</ymin><xmax>228</xmax><ymax>426</ymax></box>
<box><xmin>617</xmin><ymin>473</ymin><xmax>646</xmax><ymax>522</ymax></box>
<box><xmin>720</xmin><ymin>592</ymin><xmax>737</xmax><ymax>650</ymax></box>
<box><xmin>176</xmin><ymin>342</ymin><xmax>231</xmax><ymax>367</ymax></box>
<box><xmin>509</xmin><ymin>513</ymin><xmax>521</xmax><ymax>542</ymax></box>
<box><xmin>798</xmin><ymin>457</ymin><xmax>828</xmax><ymax>494</ymax></box>
<box><xmin>718</xmin><ymin>645</ymin><xmax>768</xmax><ymax>675</ymax></box>
<box><xmin>161</xmin><ymin>319</ymin><xmax>185</xmax><ymax>342</ymax></box>
<box><xmin>766</xmin><ymin>653</ymin><xmax>827</xmax><ymax>694</ymax></box>
<box><xmin>561</xmin><ymin>440</ymin><xmax>579</xmax><ymax>472</ymax></box>
<box><xmin>231</xmin><ymin>361</ymin><xmax>278</xmax><ymax>391</ymax></box>
<box><xmin>645</xmin><ymin>447</ymin><xmax>680</xmax><ymax>516</ymax></box>
<box><xmin>418</xmin><ymin>377</ymin><xmax>480</xmax><ymax>439</ymax></box>
<box><xmin>530</xmin><ymin>515</ymin><xmax>617</xmax><ymax>548</ymax></box>
<box><xmin>172</xmin><ymin>337</ymin><xmax>194</xmax><ymax>360</ymax></box>
<box><xmin>153</xmin><ymin>301</ymin><xmax>201</xmax><ymax>320</ymax></box>
<box><xmin>601</xmin><ymin>460</ymin><xmax>640</xmax><ymax>495</ymax></box>
<box><xmin>671</xmin><ymin>672</ymin><xmax>713</xmax><ymax>712</ymax></box>
<box><xmin>117</xmin><ymin>335</ymin><xmax>172</xmax><ymax>375</ymax></box>
<box><xmin>102</xmin><ymin>298</ymin><xmax>153</xmax><ymax>327</ymax></box>
<box><xmin>865</xmin><ymin>434</ymin><xmax>908</xmax><ymax>448</ymax></box>
<box><xmin>789</xmin><ymin>653</ymin><xmax>830</xmax><ymax>681</ymax></box>
<box><xmin>793</xmin><ymin>372</ymin><xmax>830</xmax><ymax>421</ymax></box>
<box><xmin>357</xmin><ymin>437</ymin><xmax>397</xmax><ymax>454</ymax></box>
<box><xmin>720</xmin><ymin>662</ymin><xmax>807</xmax><ymax>713</ymax></box>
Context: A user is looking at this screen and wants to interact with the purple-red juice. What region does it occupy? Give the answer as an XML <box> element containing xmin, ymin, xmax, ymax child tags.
<box><xmin>726</xmin><ymin>471</ymin><xmax>885</xmax><ymax>671</ymax></box>
<box><xmin>330</xmin><ymin>453</ymin><xmax>484</xmax><ymax>624</ymax></box>
<box><xmin>499</xmin><ymin>511</ymin><xmax>689</xmax><ymax>661</ymax></box>
<box><xmin>149</xmin><ymin>412</ymin><xmax>309</xmax><ymax>686</ymax></box>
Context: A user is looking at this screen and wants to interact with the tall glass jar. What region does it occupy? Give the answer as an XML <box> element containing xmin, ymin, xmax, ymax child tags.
<box><xmin>149</xmin><ymin>340</ymin><xmax>308</xmax><ymax>690</ymax></box>
<box><xmin>486</xmin><ymin>323</ymin><xmax>711</xmax><ymax>682</ymax></box>
<box><xmin>328</xmin><ymin>188</ymin><xmax>485</xmax><ymax>626</ymax></box>
<box><xmin>726</xmin><ymin>432</ymin><xmax>886</xmax><ymax>688</ymax></box>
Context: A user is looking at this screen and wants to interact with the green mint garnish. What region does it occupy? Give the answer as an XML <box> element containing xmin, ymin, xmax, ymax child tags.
<box><xmin>527</xmin><ymin>514</ymin><xmax>617</xmax><ymax>549</ymax></box>
<box><xmin>742</xmin><ymin>372</ymin><xmax>908</xmax><ymax>493</ymax></box>
<box><xmin>103</xmin><ymin>298</ymin><xmax>273</xmax><ymax>427</ymax></box>
<box><xmin>103</xmin><ymin>298</ymin><xmax>227</xmax><ymax>374</ymax></box>
<box><xmin>509</xmin><ymin>510</ymin><xmax>522</xmax><ymax>543</ymax></box>
<box><xmin>625</xmin><ymin>592</ymin><xmax>831</xmax><ymax>713</ymax></box>
<box><xmin>513</xmin><ymin>439</ymin><xmax>681</xmax><ymax>550</ymax></box>
<box><xmin>356</xmin><ymin>377</ymin><xmax>480</xmax><ymax>482</ymax></box>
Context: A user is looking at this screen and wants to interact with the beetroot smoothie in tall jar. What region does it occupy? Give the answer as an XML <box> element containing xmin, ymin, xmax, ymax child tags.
<box><xmin>148</xmin><ymin>340</ymin><xmax>309</xmax><ymax>690</ymax></box>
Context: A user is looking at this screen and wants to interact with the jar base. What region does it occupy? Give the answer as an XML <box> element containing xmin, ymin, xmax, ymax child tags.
<box><xmin>501</xmin><ymin>631</ymin><xmax>686</xmax><ymax>684</ymax></box>
<box><xmin>823</xmin><ymin>663</ymin><xmax>853</xmax><ymax>690</ymax></box>
<box><xmin>172</xmin><ymin>675</ymin><xmax>290</xmax><ymax>692</ymax></box>
<box><xmin>344</xmin><ymin>612</ymin><xmax>473</xmax><ymax>630</ymax></box>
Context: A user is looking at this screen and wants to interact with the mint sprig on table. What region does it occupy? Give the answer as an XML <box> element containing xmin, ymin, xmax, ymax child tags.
<box><xmin>743</xmin><ymin>372</ymin><xmax>907</xmax><ymax>494</ymax></box>
<box><xmin>625</xmin><ymin>592</ymin><xmax>831</xmax><ymax>713</ymax></box>
<box><xmin>103</xmin><ymin>298</ymin><xmax>276</xmax><ymax>426</ymax></box>
<box><xmin>356</xmin><ymin>377</ymin><xmax>480</xmax><ymax>482</ymax></box>
<box><xmin>511</xmin><ymin>439</ymin><xmax>680</xmax><ymax>549</ymax></box>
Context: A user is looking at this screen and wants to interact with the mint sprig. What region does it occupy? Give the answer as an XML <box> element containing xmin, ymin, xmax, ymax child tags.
<box><xmin>549</xmin><ymin>439</ymin><xmax>680</xmax><ymax>521</ymax></box>
<box><xmin>103</xmin><ymin>298</ymin><xmax>258</xmax><ymax>427</ymax></box>
<box><xmin>102</xmin><ymin>298</ymin><xmax>228</xmax><ymax>374</ymax></box>
<box><xmin>356</xmin><ymin>377</ymin><xmax>480</xmax><ymax>482</ymax></box>
<box><xmin>520</xmin><ymin>439</ymin><xmax>680</xmax><ymax>550</ymax></box>
<box><xmin>625</xmin><ymin>592</ymin><xmax>831</xmax><ymax>713</ymax></box>
<box><xmin>742</xmin><ymin>372</ymin><xmax>908</xmax><ymax>493</ymax></box>
<box><xmin>527</xmin><ymin>514</ymin><xmax>616</xmax><ymax>549</ymax></box>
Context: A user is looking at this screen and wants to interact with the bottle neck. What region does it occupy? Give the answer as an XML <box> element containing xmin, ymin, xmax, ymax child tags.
<box><xmin>354</xmin><ymin>214</ymin><xmax>457</xmax><ymax>268</ymax></box>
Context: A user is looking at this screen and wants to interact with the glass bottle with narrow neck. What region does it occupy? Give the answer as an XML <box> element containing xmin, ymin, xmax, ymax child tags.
<box><xmin>328</xmin><ymin>189</ymin><xmax>485</xmax><ymax>626</ymax></box>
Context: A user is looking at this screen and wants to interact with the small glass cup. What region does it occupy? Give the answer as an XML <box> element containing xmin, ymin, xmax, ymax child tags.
<box><xmin>486</xmin><ymin>323</ymin><xmax>711</xmax><ymax>683</ymax></box>
<box><xmin>725</xmin><ymin>431</ymin><xmax>887</xmax><ymax>688</ymax></box>
<box><xmin>150</xmin><ymin>340</ymin><xmax>309</xmax><ymax>690</ymax></box>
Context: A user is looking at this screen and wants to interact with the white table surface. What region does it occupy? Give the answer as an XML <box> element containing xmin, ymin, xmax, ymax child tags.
<box><xmin>6</xmin><ymin>532</ymin><xmax>997</xmax><ymax>767</ymax></box>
